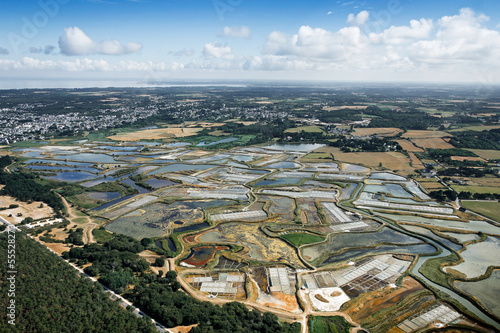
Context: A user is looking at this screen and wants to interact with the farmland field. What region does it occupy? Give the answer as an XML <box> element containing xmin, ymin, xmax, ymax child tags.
<box><xmin>411</xmin><ymin>138</ymin><xmax>455</xmax><ymax>149</ymax></box>
<box><xmin>396</xmin><ymin>139</ymin><xmax>424</xmax><ymax>152</ymax></box>
<box><xmin>403</xmin><ymin>130</ymin><xmax>450</xmax><ymax>138</ymax></box>
<box><xmin>284</xmin><ymin>125</ymin><xmax>325</xmax><ymax>133</ymax></box>
<box><xmin>466</xmin><ymin>149</ymin><xmax>500</xmax><ymax>160</ymax></box>
<box><xmin>451</xmin><ymin>185</ymin><xmax>500</xmax><ymax>194</ymax></box>
<box><xmin>461</xmin><ymin>201</ymin><xmax>500</xmax><ymax>222</ymax></box>
<box><xmin>107</xmin><ymin>127</ymin><xmax>202</xmax><ymax>141</ymax></box>
<box><xmin>352</xmin><ymin>127</ymin><xmax>402</xmax><ymax>137</ymax></box>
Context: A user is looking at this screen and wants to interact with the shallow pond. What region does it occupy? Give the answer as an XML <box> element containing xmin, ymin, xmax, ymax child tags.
<box><xmin>342</xmin><ymin>163</ymin><xmax>370</xmax><ymax>173</ymax></box>
<box><xmin>144</xmin><ymin>178</ymin><xmax>176</xmax><ymax>188</ymax></box>
<box><xmin>197</xmin><ymin>137</ymin><xmax>238</xmax><ymax>146</ymax></box>
<box><xmin>86</xmin><ymin>192</ymin><xmax>121</xmax><ymax>201</ymax></box>
<box><xmin>26</xmin><ymin>165</ymin><xmax>99</xmax><ymax>173</ymax></box>
<box><xmin>441</xmin><ymin>232</ymin><xmax>480</xmax><ymax>243</ymax></box>
<box><xmin>266</xmin><ymin>161</ymin><xmax>300</xmax><ymax>169</ymax></box>
<box><xmin>376</xmin><ymin>212</ymin><xmax>500</xmax><ymax>235</ymax></box>
<box><xmin>147</xmin><ymin>163</ymin><xmax>215</xmax><ymax>174</ymax></box>
<box><xmin>92</xmin><ymin>194</ymin><xmax>136</xmax><ymax>211</ymax></box>
<box><xmin>369</xmin><ymin>172</ymin><xmax>406</xmax><ymax>181</ymax></box>
<box><xmin>446</xmin><ymin>236</ymin><xmax>500</xmax><ymax>278</ymax></box>
<box><xmin>166</xmin><ymin>142</ymin><xmax>191</xmax><ymax>147</ymax></box>
<box><xmin>455</xmin><ymin>270</ymin><xmax>500</xmax><ymax>316</ymax></box>
<box><xmin>44</xmin><ymin>171</ymin><xmax>99</xmax><ymax>182</ymax></box>
<box><xmin>402</xmin><ymin>225</ymin><xmax>462</xmax><ymax>251</ymax></box>
<box><xmin>302</xmin><ymin>227</ymin><xmax>424</xmax><ymax>262</ymax></box>
<box><xmin>54</xmin><ymin>153</ymin><xmax>116</xmax><ymax>163</ymax></box>
<box><xmin>321</xmin><ymin>243</ymin><xmax>437</xmax><ymax>266</ymax></box>
<box><xmin>364</xmin><ymin>184</ymin><xmax>414</xmax><ymax>198</ymax></box>
<box><xmin>263</xmin><ymin>143</ymin><xmax>325</xmax><ymax>152</ymax></box>
<box><xmin>255</xmin><ymin>177</ymin><xmax>302</xmax><ymax>187</ymax></box>
<box><xmin>121</xmin><ymin>178</ymin><xmax>151</xmax><ymax>194</ymax></box>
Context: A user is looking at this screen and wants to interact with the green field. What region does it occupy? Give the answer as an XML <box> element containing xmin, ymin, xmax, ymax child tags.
<box><xmin>308</xmin><ymin>315</ymin><xmax>352</xmax><ymax>333</ymax></box>
<box><xmin>285</xmin><ymin>125</ymin><xmax>325</xmax><ymax>133</ymax></box>
<box><xmin>281</xmin><ymin>232</ymin><xmax>325</xmax><ymax>247</ymax></box>
<box><xmin>93</xmin><ymin>227</ymin><xmax>115</xmax><ymax>243</ymax></box>
<box><xmin>451</xmin><ymin>185</ymin><xmax>500</xmax><ymax>194</ymax></box>
<box><xmin>461</xmin><ymin>201</ymin><xmax>500</xmax><ymax>222</ymax></box>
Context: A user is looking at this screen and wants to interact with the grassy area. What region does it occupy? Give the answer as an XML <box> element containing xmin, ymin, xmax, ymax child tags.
<box><xmin>93</xmin><ymin>227</ymin><xmax>115</xmax><ymax>243</ymax></box>
<box><xmin>281</xmin><ymin>232</ymin><xmax>325</xmax><ymax>247</ymax></box>
<box><xmin>418</xmin><ymin>252</ymin><xmax>460</xmax><ymax>289</ymax></box>
<box><xmin>461</xmin><ymin>201</ymin><xmax>500</xmax><ymax>222</ymax></box>
<box><xmin>465</xmin><ymin>149</ymin><xmax>500</xmax><ymax>160</ymax></box>
<box><xmin>448</xmin><ymin>125</ymin><xmax>500</xmax><ymax>132</ymax></box>
<box><xmin>284</xmin><ymin>125</ymin><xmax>325</xmax><ymax>133</ymax></box>
<box><xmin>301</xmin><ymin>152</ymin><xmax>333</xmax><ymax>161</ymax></box>
<box><xmin>451</xmin><ymin>185</ymin><xmax>500</xmax><ymax>194</ymax></box>
<box><xmin>308</xmin><ymin>315</ymin><xmax>352</xmax><ymax>333</ymax></box>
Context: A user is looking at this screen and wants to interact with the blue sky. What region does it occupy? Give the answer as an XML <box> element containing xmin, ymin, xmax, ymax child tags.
<box><xmin>1</xmin><ymin>0</ymin><xmax>500</xmax><ymax>83</ymax></box>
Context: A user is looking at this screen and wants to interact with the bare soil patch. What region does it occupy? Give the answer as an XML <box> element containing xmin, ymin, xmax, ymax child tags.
<box><xmin>108</xmin><ymin>127</ymin><xmax>202</xmax><ymax>141</ymax></box>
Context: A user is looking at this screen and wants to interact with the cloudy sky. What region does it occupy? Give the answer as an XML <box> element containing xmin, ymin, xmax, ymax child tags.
<box><xmin>0</xmin><ymin>0</ymin><xmax>499</xmax><ymax>84</ymax></box>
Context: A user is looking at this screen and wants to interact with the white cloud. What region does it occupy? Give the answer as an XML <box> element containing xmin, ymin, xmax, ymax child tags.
<box><xmin>369</xmin><ymin>19</ymin><xmax>433</xmax><ymax>44</ymax></box>
<box><xmin>347</xmin><ymin>10</ymin><xmax>369</xmax><ymax>26</ymax></box>
<box><xmin>58</xmin><ymin>27</ymin><xmax>142</xmax><ymax>56</ymax></box>
<box><xmin>327</xmin><ymin>11</ymin><xmax>332</xmax><ymax>15</ymax></box>
<box><xmin>264</xmin><ymin>25</ymin><xmax>367</xmax><ymax>61</ymax></box>
<box><xmin>409</xmin><ymin>8</ymin><xmax>500</xmax><ymax>64</ymax></box>
<box><xmin>203</xmin><ymin>43</ymin><xmax>234</xmax><ymax>59</ymax></box>
<box><xmin>221</xmin><ymin>26</ymin><xmax>251</xmax><ymax>38</ymax></box>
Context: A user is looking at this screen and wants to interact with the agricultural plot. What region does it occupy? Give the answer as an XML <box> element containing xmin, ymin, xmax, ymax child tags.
<box><xmin>411</xmin><ymin>138</ymin><xmax>455</xmax><ymax>149</ymax></box>
<box><xmin>461</xmin><ymin>201</ymin><xmax>500</xmax><ymax>222</ymax></box>
<box><xmin>185</xmin><ymin>272</ymin><xmax>246</xmax><ymax>300</ymax></box>
<box><xmin>352</xmin><ymin>127</ymin><xmax>402</xmax><ymax>137</ymax></box>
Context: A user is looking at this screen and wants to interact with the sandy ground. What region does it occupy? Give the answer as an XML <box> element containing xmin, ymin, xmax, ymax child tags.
<box><xmin>0</xmin><ymin>196</ymin><xmax>54</xmax><ymax>223</ymax></box>
<box><xmin>308</xmin><ymin>287</ymin><xmax>350</xmax><ymax>312</ymax></box>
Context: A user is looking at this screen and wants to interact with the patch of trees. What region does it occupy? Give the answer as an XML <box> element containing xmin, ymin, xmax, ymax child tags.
<box><xmin>458</xmin><ymin>191</ymin><xmax>500</xmax><ymax>200</ymax></box>
<box><xmin>0</xmin><ymin>233</ymin><xmax>156</xmax><ymax>332</ymax></box>
<box><xmin>0</xmin><ymin>154</ymin><xmax>13</xmax><ymax>169</ymax></box>
<box><xmin>437</xmin><ymin>167</ymin><xmax>496</xmax><ymax>178</ymax></box>
<box><xmin>317</xmin><ymin>109</ymin><xmax>363</xmax><ymax>124</ymax></box>
<box><xmin>364</xmin><ymin>106</ymin><xmax>440</xmax><ymax>130</ymax></box>
<box><xmin>66</xmin><ymin>228</ymin><xmax>84</xmax><ymax>245</ymax></box>
<box><xmin>449</xmin><ymin>129</ymin><xmax>500</xmax><ymax>150</ymax></box>
<box><xmin>429</xmin><ymin>190</ymin><xmax>457</xmax><ymax>202</ymax></box>
<box><xmin>217</xmin><ymin>118</ymin><xmax>297</xmax><ymax>141</ymax></box>
<box><xmin>427</xmin><ymin>148</ymin><xmax>487</xmax><ymax>167</ymax></box>
<box><xmin>329</xmin><ymin>136</ymin><xmax>402</xmax><ymax>152</ymax></box>
<box><xmin>0</xmin><ymin>166</ymin><xmax>64</xmax><ymax>213</ymax></box>
<box><xmin>128</xmin><ymin>280</ymin><xmax>301</xmax><ymax>332</ymax></box>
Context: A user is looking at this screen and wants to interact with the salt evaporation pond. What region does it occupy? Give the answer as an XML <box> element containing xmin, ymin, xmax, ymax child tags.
<box><xmin>266</xmin><ymin>162</ymin><xmax>300</xmax><ymax>169</ymax></box>
<box><xmin>87</xmin><ymin>192</ymin><xmax>121</xmax><ymax>200</ymax></box>
<box><xmin>342</xmin><ymin>164</ymin><xmax>370</xmax><ymax>173</ymax></box>
<box><xmin>446</xmin><ymin>236</ymin><xmax>500</xmax><ymax>278</ymax></box>
<box><xmin>53</xmin><ymin>153</ymin><xmax>116</xmax><ymax>163</ymax></box>
<box><xmin>364</xmin><ymin>184</ymin><xmax>414</xmax><ymax>198</ymax></box>
<box><xmin>166</xmin><ymin>142</ymin><xmax>191</xmax><ymax>147</ymax></box>
<box><xmin>197</xmin><ymin>137</ymin><xmax>238</xmax><ymax>146</ymax></box>
<box><xmin>44</xmin><ymin>171</ymin><xmax>98</xmax><ymax>182</ymax></box>
<box><xmin>369</xmin><ymin>172</ymin><xmax>406</xmax><ymax>181</ymax></box>
<box><xmin>455</xmin><ymin>270</ymin><xmax>500</xmax><ymax>316</ymax></box>
<box><xmin>147</xmin><ymin>164</ymin><xmax>215</xmax><ymax>175</ymax></box>
<box><xmin>263</xmin><ymin>143</ymin><xmax>325</xmax><ymax>152</ymax></box>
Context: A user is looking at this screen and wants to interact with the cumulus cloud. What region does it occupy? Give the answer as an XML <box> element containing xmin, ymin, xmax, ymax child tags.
<box><xmin>369</xmin><ymin>19</ymin><xmax>433</xmax><ymax>44</ymax></box>
<box><xmin>221</xmin><ymin>26</ymin><xmax>251</xmax><ymax>38</ymax></box>
<box><xmin>409</xmin><ymin>8</ymin><xmax>500</xmax><ymax>64</ymax></box>
<box><xmin>0</xmin><ymin>47</ymin><xmax>9</xmax><ymax>55</ymax></box>
<box><xmin>347</xmin><ymin>10</ymin><xmax>369</xmax><ymax>26</ymax></box>
<box><xmin>58</xmin><ymin>27</ymin><xmax>142</xmax><ymax>56</ymax></box>
<box><xmin>264</xmin><ymin>25</ymin><xmax>367</xmax><ymax>61</ymax></box>
<box><xmin>203</xmin><ymin>43</ymin><xmax>234</xmax><ymax>59</ymax></box>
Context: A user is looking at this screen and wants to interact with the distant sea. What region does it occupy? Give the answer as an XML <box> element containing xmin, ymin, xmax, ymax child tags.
<box><xmin>0</xmin><ymin>78</ymin><xmax>248</xmax><ymax>89</ymax></box>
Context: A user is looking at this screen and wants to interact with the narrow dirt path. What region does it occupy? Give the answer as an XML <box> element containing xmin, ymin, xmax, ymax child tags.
<box><xmin>59</xmin><ymin>194</ymin><xmax>96</xmax><ymax>244</ymax></box>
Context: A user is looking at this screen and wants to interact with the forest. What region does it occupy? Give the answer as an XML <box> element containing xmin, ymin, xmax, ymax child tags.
<box><xmin>0</xmin><ymin>233</ymin><xmax>157</xmax><ymax>332</ymax></box>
